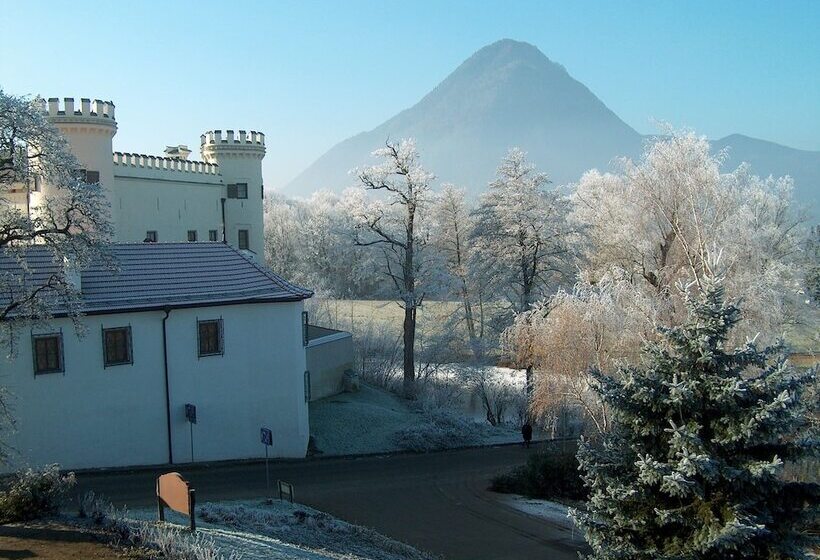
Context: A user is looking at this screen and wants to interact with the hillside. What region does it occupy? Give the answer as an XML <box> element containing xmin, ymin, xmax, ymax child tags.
<box><xmin>284</xmin><ymin>39</ymin><xmax>819</xmax><ymax>220</ymax></box>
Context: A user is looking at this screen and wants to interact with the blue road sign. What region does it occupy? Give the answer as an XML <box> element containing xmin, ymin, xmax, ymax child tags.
<box><xmin>260</xmin><ymin>427</ymin><xmax>273</xmax><ymax>446</ymax></box>
<box><xmin>185</xmin><ymin>403</ymin><xmax>197</xmax><ymax>424</ymax></box>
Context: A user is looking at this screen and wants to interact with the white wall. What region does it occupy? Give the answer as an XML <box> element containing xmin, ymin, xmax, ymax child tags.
<box><xmin>0</xmin><ymin>301</ymin><xmax>309</xmax><ymax>472</ymax></box>
<box><xmin>112</xmin><ymin>168</ymin><xmax>224</xmax><ymax>243</ymax></box>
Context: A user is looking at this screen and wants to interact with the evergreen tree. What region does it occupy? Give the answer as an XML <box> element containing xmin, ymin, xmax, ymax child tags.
<box><xmin>573</xmin><ymin>277</ymin><xmax>819</xmax><ymax>559</ymax></box>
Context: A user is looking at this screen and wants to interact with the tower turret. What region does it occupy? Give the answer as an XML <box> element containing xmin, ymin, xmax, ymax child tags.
<box><xmin>200</xmin><ymin>130</ymin><xmax>266</xmax><ymax>255</ymax></box>
<box><xmin>38</xmin><ymin>97</ymin><xmax>119</xmax><ymax>225</ymax></box>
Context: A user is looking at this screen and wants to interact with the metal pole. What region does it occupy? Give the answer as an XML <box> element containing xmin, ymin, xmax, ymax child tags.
<box><xmin>190</xmin><ymin>422</ymin><xmax>194</xmax><ymax>463</ymax></box>
<box><xmin>265</xmin><ymin>445</ymin><xmax>270</xmax><ymax>498</ymax></box>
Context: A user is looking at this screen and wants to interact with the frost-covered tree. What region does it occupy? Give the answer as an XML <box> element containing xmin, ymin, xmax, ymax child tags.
<box><xmin>573</xmin><ymin>274</ymin><xmax>819</xmax><ymax>559</ymax></box>
<box><xmin>263</xmin><ymin>190</ymin><xmax>382</xmax><ymax>298</ymax></box>
<box><xmin>431</xmin><ymin>184</ymin><xmax>486</xmax><ymax>357</ymax></box>
<box><xmin>350</xmin><ymin>139</ymin><xmax>434</xmax><ymax>399</ymax></box>
<box><xmin>472</xmin><ymin>148</ymin><xmax>573</xmax><ymax>314</ymax></box>
<box><xmin>1</xmin><ymin>89</ymin><xmax>111</xmax><ymax>353</ymax></box>
<box><xmin>504</xmin><ymin>278</ymin><xmax>657</xmax><ymax>435</ymax></box>
<box><xmin>572</xmin><ymin>130</ymin><xmax>806</xmax><ymax>339</ymax></box>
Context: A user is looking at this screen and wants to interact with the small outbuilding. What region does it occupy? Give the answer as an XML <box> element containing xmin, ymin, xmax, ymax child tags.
<box><xmin>0</xmin><ymin>243</ymin><xmax>314</xmax><ymax>472</ymax></box>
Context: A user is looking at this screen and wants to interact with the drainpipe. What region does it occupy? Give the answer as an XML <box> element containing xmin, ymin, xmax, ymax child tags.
<box><xmin>220</xmin><ymin>197</ymin><xmax>227</xmax><ymax>244</ymax></box>
<box><xmin>162</xmin><ymin>307</ymin><xmax>173</xmax><ymax>464</ymax></box>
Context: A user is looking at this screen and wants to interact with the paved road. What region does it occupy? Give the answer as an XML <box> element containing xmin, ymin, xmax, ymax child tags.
<box><xmin>76</xmin><ymin>443</ymin><xmax>585</xmax><ymax>560</ymax></box>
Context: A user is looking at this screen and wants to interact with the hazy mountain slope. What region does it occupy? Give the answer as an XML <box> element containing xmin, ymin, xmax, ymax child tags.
<box><xmin>284</xmin><ymin>39</ymin><xmax>643</xmax><ymax>195</ymax></box>
<box><xmin>284</xmin><ymin>39</ymin><xmax>818</xmax><ymax>221</ymax></box>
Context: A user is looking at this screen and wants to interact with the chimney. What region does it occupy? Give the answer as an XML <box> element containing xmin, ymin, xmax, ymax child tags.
<box><xmin>163</xmin><ymin>145</ymin><xmax>192</xmax><ymax>160</ymax></box>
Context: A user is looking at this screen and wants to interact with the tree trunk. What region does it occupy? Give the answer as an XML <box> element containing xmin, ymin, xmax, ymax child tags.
<box><xmin>403</xmin><ymin>302</ymin><xmax>416</xmax><ymax>399</ymax></box>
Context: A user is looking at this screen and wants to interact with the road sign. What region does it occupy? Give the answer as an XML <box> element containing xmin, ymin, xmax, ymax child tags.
<box><xmin>260</xmin><ymin>427</ymin><xmax>273</xmax><ymax>446</ymax></box>
<box><xmin>185</xmin><ymin>404</ymin><xmax>197</xmax><ymax>424</ymax></box>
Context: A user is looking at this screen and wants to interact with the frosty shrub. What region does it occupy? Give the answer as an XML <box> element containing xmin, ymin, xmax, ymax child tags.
<box><xmin>74</xmin><ymin>495</ymin><xmax>238</xmax><ymax>560</ymax></box>
<box><xmin>394</xmin><ymin>408</ymin><xmax>485</xmax><ymax>452</ymax></box>
<box><xmin>0</xmin><ymin>464</ymin><xmax>76</xmax><ymax>522</ymax></box>
<box><xmin>491</xmin><ymin>443</ymin><xmax>585</xmax><ymax>502</ymax></box>
<box><xmin>354</xmin><ymin>323</ymin><xmax>402</xmax><ymax>391</ymax></box>
<box><xmin>573</xmin><ymin>276</ymin><xmax>819</xmax><ymax>559</ymax></box>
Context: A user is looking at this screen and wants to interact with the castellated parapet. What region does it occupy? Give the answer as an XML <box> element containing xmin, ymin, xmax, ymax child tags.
<box><xmin>113</xmin><ymin>152</ymin><xmax>220</xmax><ymax>175</ymax></box>
<box><xmin>201</xmin><ymin>130</ymin><xmax>265</xmax><ymax>147</ymax></box>
<box><xmin>41</xmin><ymin>97</ymin><xmax>116</xmax><ymax>124</ymax></box>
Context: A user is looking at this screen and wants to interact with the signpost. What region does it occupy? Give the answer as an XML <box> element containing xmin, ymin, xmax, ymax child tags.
<box><xmin>185</xmin><ymin>404</ymin><xmax>197</xmax><ymax>462</ymax></box>
<box><xmin>261</xmin><ymin>427</ymin><xmax>273</xmax><ymax>498</ymax></box>
<box><xmin>156</xmin><ymin>472</ymin><xmax>196</xmax><ymax>532</ymax></box>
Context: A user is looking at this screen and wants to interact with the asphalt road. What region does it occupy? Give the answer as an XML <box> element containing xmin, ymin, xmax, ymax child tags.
<box><xmin>76</xmin><ymin>443</ymin><xmax>585</xmax><ymax>560</ymax></box>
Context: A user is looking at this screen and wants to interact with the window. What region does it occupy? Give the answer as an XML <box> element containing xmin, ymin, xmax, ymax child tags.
<box><xmin>238</xmin><ymin>229</ymin><xmax>249</xmax><ymax>250</ymax></box>
<box><xmin>145</xmin><ymin>231</ymin><xmax>158</xmax><ymax>243</ymax></box>
<box><xmin>227</xmin><ymin>183</ymin><xmax>248</xmax><ymax>199</ymax></box>
<box><xmin>261</xmin><ymin>184</ymin><xmax>265</xmax><ymax>199</ymax></box>
<box><xmin>304</xmin><ymin>371</ymin><xmax>311</xmax><ymax>402</ymax></box>
<box><xmin>187</xmin><ymin>230</ymin><xmax>197</xmax><ymax>242</ymax></box>
<box><xmin>33</xmin><ymin>175</ymin><xmax>42</xmax><ymax>192</ymax></box>
<box><xmin>75</xmin><ymin>169</ymin><xmax>100</xmax><ymax>184</ymax></box>
<box><xmin>208</xmin><ymin>230</ymin><xmax>218</xmax><ymax>242</ymax></box>
<box><xmin>32</xmin><ymin>333</ymin><xmax>64</xmax><ymax>374</ymax></box>
<box><xmin>103</xmin><ymin>326</ymin><xmax>132</xmax><ymax>367</ymax></box>
<box><xmin>198</xmin><ymin>319</ymin><xmax>223</xmax><ymax>357</ymax></box>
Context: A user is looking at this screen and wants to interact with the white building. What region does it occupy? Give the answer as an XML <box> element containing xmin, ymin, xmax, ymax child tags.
<box><xmin>20</xmin><ymin>97</ymin><xmax>266</xmax><ymax>254</ymax></box>
<box><xmin>0</xmin><ymin>96</ymin><xmax>355</xmax><ymax>472</ymax></box>
<box><xmin>0</xmin><ymin>243</ymin><xmax>314</xmax><ymax>472</ymax></box>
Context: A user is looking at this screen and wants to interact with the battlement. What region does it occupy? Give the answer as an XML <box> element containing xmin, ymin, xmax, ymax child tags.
<box><xmin>40</xmin><ymin>97</ymin><xmax>116</xmax><ymax>122</ymax></box>
<box><xmin>113</xmin><ymin>152</ymin><xmax>220</xmax><ymax>175</ymax></box>
<box><xmin>200</xmin><ymin>130</ymin><xmax>265</xmax><ymax>147</ymax></box>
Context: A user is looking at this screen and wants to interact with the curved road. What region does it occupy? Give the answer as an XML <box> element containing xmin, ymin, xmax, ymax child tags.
<box><xmin>77</xmin><ymin>443</ymin><xmax>585</xmax><ymax>560</ymax></box>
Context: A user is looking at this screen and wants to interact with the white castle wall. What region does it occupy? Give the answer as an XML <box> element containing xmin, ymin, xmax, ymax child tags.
<box><xmin>201</xmin><ymin>130</ymin><xmax>266</xmax><ymax>255</ymax></box>
<box><xmin>39</xmin><ymin>98</ymin><xmax>267</xmax><ymax>253</ymax></box>
<box><xmin>112</xmin><ymin>153</ymin><xmax>224</xmax><ymax>243</ymax></box>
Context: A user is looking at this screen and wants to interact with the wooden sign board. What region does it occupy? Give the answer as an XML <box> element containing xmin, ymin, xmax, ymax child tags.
<box><xmin>156</xmin><ymin>472</ymin><xmax>196</xmax><ymax>531</ymax></box>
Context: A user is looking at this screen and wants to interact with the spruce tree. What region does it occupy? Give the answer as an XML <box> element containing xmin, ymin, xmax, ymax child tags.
<box><xmin>573</xmin><ymin>278</ymin><xmax>819</xmax><ymax>559</ymax></box>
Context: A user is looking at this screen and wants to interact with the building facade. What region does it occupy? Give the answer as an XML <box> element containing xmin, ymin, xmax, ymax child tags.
<box><xmin>0</xmin><ymin>243</ymin><xmax>313</xmax><ymax>472</ymax></box>
<box><xmin>26</xmin><ymin>97</ymin><xmax>265</xmax><ymax>254</ymax></box>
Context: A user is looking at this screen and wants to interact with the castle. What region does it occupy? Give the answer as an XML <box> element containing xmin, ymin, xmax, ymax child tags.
<box><xmin>28</xmin><ymin>97</ymin><xmax>265</xmax><ymax>254</ymax></box>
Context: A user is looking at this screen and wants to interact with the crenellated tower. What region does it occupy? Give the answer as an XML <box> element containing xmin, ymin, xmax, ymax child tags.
<box><xmin>200</xmin><ymin>130</ymin><xmax>266</xmax><ymax>255</ymax></box>
<box><xmin>39</xmin><ymin>97</ymin><xmax>119</xmax><ymax>226</ymax></box>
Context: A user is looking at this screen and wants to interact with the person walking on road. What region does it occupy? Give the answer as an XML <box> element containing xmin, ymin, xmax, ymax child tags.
<box><xmin>521</xmin><ymin>422</ymin><xmax>533</xmax><ymax>448</ymax></box>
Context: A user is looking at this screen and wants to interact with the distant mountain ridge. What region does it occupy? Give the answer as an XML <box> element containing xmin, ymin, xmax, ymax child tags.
<box><xmin>284</xmin><ymin>39</ymin><xmax>819</xmax><ymax>220</ymax></box>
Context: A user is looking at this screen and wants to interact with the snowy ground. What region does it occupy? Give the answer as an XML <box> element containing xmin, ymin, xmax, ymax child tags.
<box><xmin>497</xmin><ymin>495</ymin><xmax>578</xmax><ymax>532</ymax></box>
<box><xmin>128</xmin><ymin>499</ymin><xmax>435</xmax><ymax>560</ymax></box>
<box><xmin>309</xmin><ymin>382</ymin><xmax>523</xmax><ymax>456</ymax></box>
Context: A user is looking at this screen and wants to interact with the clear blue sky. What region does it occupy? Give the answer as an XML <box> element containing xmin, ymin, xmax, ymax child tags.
<box><xmin>2</xmin><ymin>0</ymin><xmax>818</xmax><ymax>190</ymax></box>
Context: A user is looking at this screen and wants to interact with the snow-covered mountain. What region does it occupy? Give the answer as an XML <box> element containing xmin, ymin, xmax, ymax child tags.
<box><xmin>284</xmin><ymin>39</ymin><xmax>819</xmax><ymax>219</ymax></box>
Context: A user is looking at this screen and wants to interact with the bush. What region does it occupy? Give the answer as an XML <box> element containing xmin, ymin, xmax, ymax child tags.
<box><xmin>0</xmin><ymin>464</ymin><xmax>76</xmax><ymax>522</ymax></box>
<box><xmin>394</xmin><ymin>408</ymin><xmax>487</xmax><ymax>452</ymax></box>
<box><xmin>490</xmin><ymin>445</ymin><xmax>585</xmax><ymax>502</ymax></box>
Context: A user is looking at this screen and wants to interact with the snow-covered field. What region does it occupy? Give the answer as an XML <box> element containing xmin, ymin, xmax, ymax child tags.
<box><xmin>129</xmin><ymin>499</ymin><xmax>435</xmax><ymax>560</ymax></box>
<box><xmin>309</xmin><ymin>382</ymin><xmax>523</xmax><ymax>456</ymax></box>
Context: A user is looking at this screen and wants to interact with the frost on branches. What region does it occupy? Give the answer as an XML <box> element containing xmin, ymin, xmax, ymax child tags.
<box><xmin>349</xmin><ymin>139</ymin><xmax>435</xmax><ymax>399</ymax></box>
<box><xmin>0</xmin><ymin>90</ymin><xmax>112</xmax><ymax>353</ymax></box>
<box><xmin>572</xmin><ymin>276</ymin><xmax>819</xmax><ymax>560</ymax></box>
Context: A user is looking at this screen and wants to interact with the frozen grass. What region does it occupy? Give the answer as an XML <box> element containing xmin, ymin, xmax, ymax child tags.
<box><xmin>309</xmin><ymin>382</ymin><xmax>521</xmax><ymax>456</ymax></box>
<box><xmin>118</xmin><ymin>499</ymin><xmax>436</xmax><ymax>560</ymax></box>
